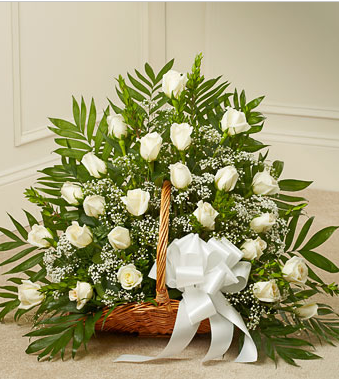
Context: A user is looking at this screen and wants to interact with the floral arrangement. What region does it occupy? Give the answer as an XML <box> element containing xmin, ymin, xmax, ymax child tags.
<box><xmin>1</xmin><ymin>54</ymin><xmax>339</xmax><ymax>366</ymax></box>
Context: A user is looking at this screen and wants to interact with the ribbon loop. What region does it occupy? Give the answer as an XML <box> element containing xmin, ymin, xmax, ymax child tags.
<box><xmin>176</xmin><ymin>266</ymin><xmax>204</xmax><ymax>288</ymax></box>
<box><xmin>183</xmin><ymin>286</ymin><xmax>216</xmax><ymax>325</ymax></box>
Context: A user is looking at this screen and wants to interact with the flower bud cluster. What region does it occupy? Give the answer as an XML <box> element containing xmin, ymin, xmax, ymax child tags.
<box><xmin>225</xmin><ymin>285</ymin><xmax>270</xmax><ymax>330</ymax></box>
<box><xmin>43</xmin><ymin>234</ymin><xmax>79</xmax><ymax>283</ymax></box>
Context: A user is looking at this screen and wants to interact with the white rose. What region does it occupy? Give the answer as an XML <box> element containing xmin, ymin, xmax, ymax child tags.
<box><xmin>162</xmin><ymin>70</ymin><xmax>187</xmax><ymax>98</ymax></box>
<box><xmin>121</xmin><ymin>189</ymin><xmax>150</xmax><ymax>216</ymax></box>
<box><xmin>221</xmin><ymin>108</ymin><xmax>250</xmax><ymax>135</ymax></box>
<box><xmin>117</xmin><ymin>264</ymin><xmax>143</xmax><ymax>290</ymax></box>
<box><xmin>18</xmin><ymin>280</ymin><xmax>44</xmax><ymax>310</ymax></box>
<box><xmin>27</xmin><ymin>224</ymin><xmax>53</xmax><ymax>248</ymax></box>
<box><xmin>252</xmin><ymin>170</ymin><xmax>279</xmax><ymax>195</ymax></box>
<box><xmin>65</xmin><ymin>221</ymin><xmax>92</xmax><ymax>248</ymax></box>
<box><xmin>253</xmin><ymin>279</ymin><xmax>281</xmax><ymax>303</ymax></box>
<box><xmin>241</xmin><ymin>237</ymin><xmax>267</xmax><ymax>260</ymax></box>
<box><xmin>108</xmin><ymin>226</ymin><xmax>131</xmax><ymax>250</ymax></box>
<box><xmin>170</xmin><ymin>123</ymin><xmax>193</xmax><ymax>151</ymax></box>
<box><xmin>193</xmin><ymin>200</ymin><xmax>219</xmax><ymax>230</ymax></box>
<box><xmin>215</xmin><ymin>166</ymin><xmax>239</xmax><ymax>192</ymax></box>
<box><xmin>61</xmin><ymin>182</ymin><xmax>84</xmax><ymax>205</ymax></box>
<box><xmin>169</xmin><ymin>162</ymin><xmax>192</xmax><ymax>189</ymax></box>
<box><xmin>140</xmin><ymin>132</ymin><xmax>162</xmax><ymax>162</ymax></box>
<box><xmin>250</xmin><ymin>213</ymin><xmax>276</xmax><ymax>233</ymax></box>
<box><xmin>282</xmin><ymin>256</ymin><xmax>308</xmax><ymax>284</ymax></box>
<box><xmin>83</xmin><ymin>195</ymin><xmax>106</xmax><ymax>218</ymax></box>
<box><xmin>69</xmin><ymin>281</ymin><xmax>93</xmax><ymax>310</ymax></box>
<box><xmin>107</xmin><ymin>114</ymin><xmax>128</xmax><ymax>139</ymax></box>
<box><xmin>81</xmin><ymin>152</ymin><xmax>107</xmax><ymax>178</ymax></box>
<box><xmin>295</xmin><ymin>302</ymin><xmax>318</xmax><ymax>319</ymax></box>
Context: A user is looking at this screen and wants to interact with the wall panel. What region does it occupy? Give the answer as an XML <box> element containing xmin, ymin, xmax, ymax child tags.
<box><xmin>0</xmin><ymin>2</ymin><xmax>149</xmax><ymax>228</ymax></box>
<box><xmin>166</xmin><ymin>2</ymin><xmax>339</xmax><ymax>190</ymax></box>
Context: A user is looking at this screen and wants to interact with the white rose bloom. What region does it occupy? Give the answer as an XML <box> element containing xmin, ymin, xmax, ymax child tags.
<box><xmin>121</xmin><ymin>189</ymin><xmax>150</xmax><ymax>216</ymax></box>
<box><xmin>221</xmin><ymin>108</ymin><xmax>250</xmax><ymax>135</ymax></box>
<box><xmin>65</xmin><ymin>221</ymin><xmax>92</xmax><ymax>248</ymax></box>
<box><xmin>252</xmin><ymin>170</ymin><xmax>279</xmax><ymax>195</ymax></box>
<box><xmin>250</xmin><ymin>213</ymin><xmax>276</xmax><ymax>233</ymax></box>
<box><xmin>108</xmin><ymin>226</ymin><xmax>131</xmax><ymax>250</ymax></box>
<box><xmin>253</xmin><ymin>279</ymin><xmax>281</xmax><ymax>303</ymax></box>
<box><xmin>295</xmin><ymin>302</ymin><xmax>318</xmax><ymax>319</ymax></box>
<box><xmin>241</xmin><ymin>237</ymin><xmax>267</xmax><ymax>260</ymax></box>
<box><xmin>83</xmin><ymin>195</ymin><xmax>106</xmax><ymax>218</ymax></box>
<box><xmin>140</xmin><ymin>132</ymin><xmax>162</xmax><ymax>162</ymax></box>
<box><xmin>27</xmin><ymin>224</ymin><xmax>53</xmax><ymax>248</ymax></box>
<box><xmin>193</xmin><ymin>200</ymin><xmax>219</xmax><ymax>230</ymax></box>
<box><xmin>18</xmin><ymin>280</ymin><xmax>44</xmax><ymax>310</ymax></box>
<box><xmin>215</xmin><ymin>166</ymin><xmax>239</xmax><ymax>192</ymax></box>
<box><xmin>107</xmin><ymin>114</ymin><xmax>128</xmax><ymax>139</ymax></box>
<box><xmin>81</xmin><ymin>152</ymin><xmax>107</xmax><ymax>178</ymax></box>
<box><xmin>169</xmin><ymin>162</ymin><xmax>192</xmax><ymax>189</ymax></box>
<box><xmin>170</xmin><ymin>123</ymin><xmax>193</xmax><ymax>151</ymax></box>
<box><xmin>61</xmin><ymin>182</ymin><xmax>84</xmax><ymax>205</ymax></box>
<box><xmin>162</xmin><ymin>70</ymin><xmax>187</xmax><ymax>98</ymax></box>
<box><xmin>69</xmin><ymin>281</ymin><xmax>93</xmax><ymax>310</ymax></box>
<box><xmin>117</xmin><ymin>264</ymin><xmax>143</xmax><ymax>290</ymax></box>
<box><xmin>282</xmin><ymin>256</ymin><xmax>308</xmax><ymax>284</ymax></box>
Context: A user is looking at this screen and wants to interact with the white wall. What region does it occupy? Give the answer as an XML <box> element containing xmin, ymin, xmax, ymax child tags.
<box><xmin>0</xmin><ymin>2</ymin><xmax>150</xmax><ymax>228</ymax></box>
<box><xmin>164</xmin><ymin>2</ymin><xmax>339</xmax><ymax>190</ymax></box>
<box><xmin>1</xmin><ymin>2</ymin><xmax>338</xmax><ymax>229</ymax></box>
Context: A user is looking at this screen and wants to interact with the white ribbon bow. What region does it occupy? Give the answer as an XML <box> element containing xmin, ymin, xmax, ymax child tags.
<box><xmin>115</xmin><ymin>233</ymin><xmax>258</xmax><ymax>363</ymax></box>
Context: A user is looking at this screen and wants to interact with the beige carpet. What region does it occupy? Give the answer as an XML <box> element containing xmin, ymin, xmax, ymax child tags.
<box><xmin>1</xmin><ymin>188</ymin><xmax>339</xmax><ymax>379</ymax></box>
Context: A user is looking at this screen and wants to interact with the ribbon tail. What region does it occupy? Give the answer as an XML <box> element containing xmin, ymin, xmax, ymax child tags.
<box><xmin>235</xmin><ymin>334</ymin><xmax>257</xmax><ymax>363</ymax></box>
<box><xmin>213</xmin><ymin>292</ymin><xmax>258</xmax><ymax>363</ymax></box>
<box><xmin>114</xmin><ymin>300</ymin><xmax>199</xmax><ymax>362</ymax></box>
<box><xmin>202</xmin><ymin>314</ymin><xmax>233</xmax><ymax>363</ymax></box>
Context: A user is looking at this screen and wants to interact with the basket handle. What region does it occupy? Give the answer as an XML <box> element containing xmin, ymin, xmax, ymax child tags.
<box><xmin>155</xmin><ymin>180</ymin><xmax>171</xmax><ymax>306</ymax></box>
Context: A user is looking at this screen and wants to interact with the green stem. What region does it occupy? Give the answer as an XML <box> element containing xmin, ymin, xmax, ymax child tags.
<box><xmin>244</xmin><ymin>188</ymin><xmax>253</xmax><ymax>199</ymax></box>
<box><xmin>93</xmin><ymin>243</ymin><xmax>102</xmax><ymax>250</ymax></box>
<box><xmin>148</xmin><ymin>161</ymin><xmax>154</xmax><ymax>174</ymax></box>
<box><xmin>180</xmin><ymin>151</ymin><xmax>186</xmax><ymax>164</ymax></box>
<box><xmin>190</xmin><ymin>93</ymin><xmax>197</xmax><ymax>130</ymax></box>
<box><xmin>119</xmin><ymin>140</ymin><xmax>126</xmax><ymax>156</ymax></box>
<box><xmin>213</xmin><ymin>131</ymin><xmax>228</xmax><ymax>158</ymax></box>
<box><xmin>179</xmin><ymin>195</ymin><xmax>184</xmax><ymax>215</ymax></box>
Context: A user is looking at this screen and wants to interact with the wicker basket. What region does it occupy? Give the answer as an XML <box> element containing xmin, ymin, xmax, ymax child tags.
<box><xmin>95</xmin><ymin>180</ymin><xmax>211</xmax><ymax>336</ymax></box>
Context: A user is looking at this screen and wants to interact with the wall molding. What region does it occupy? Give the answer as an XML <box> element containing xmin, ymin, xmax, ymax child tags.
<box><xmin>11</xmin><ymin>2</ymin><xmax>21</xmax><ymax>146</ymax></box>
<box><xmin>260</xmin><ymin>104</ymin><xmax>339</xmax><ymax>149</ymax></box>
<box><xmin>11</xmin><ymin>3</ymin><xmax>150</xmax><ymax>147</ymax></box>
<box><xmin>203</xmin><ymin>2</ymin><xmax>212</xmax><ymax>79</ymax></box>
<box><xmin>202</xmin><ymin>3</ymin><xmax>339</xmax><ymax>150</ymax></box>
<box><xmin>138</xmin><ymin>2</ymin><xmax>149</xmax><ymax>67</ymax></box>
<box><xmin>6</xmin><ymin>2</ymin><xmax>339</xmax><ymax>197</ymax></box>
<box><xmin>0</xmin><ymin>155</ymin><xmax>59</xmax><ymax>187</ymax></box>
<box><xmin>260</xmin><ymin>129</ymin><xmax>339</xmax><ymax>149</ymax></box>
<box><xmin>11</xmin><ymin>3</ymin><xmax>53</xmax><ymax>146</ymax></box>
<box><xmin>4</xmin><ymin>3</ymin><xmax>151</xmax><ymax>187</ymax></box>
<box><xmin>261</xmin><ymin>103</ymin><xmax>339</xmax><ymax>121</ymax></box>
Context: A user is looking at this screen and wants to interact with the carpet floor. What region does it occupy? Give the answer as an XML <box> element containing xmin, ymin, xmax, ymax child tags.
<box><xmin>1</xmin><ymin>188</ymin><xmax>339</xmax><ymax>379</ymax></box>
